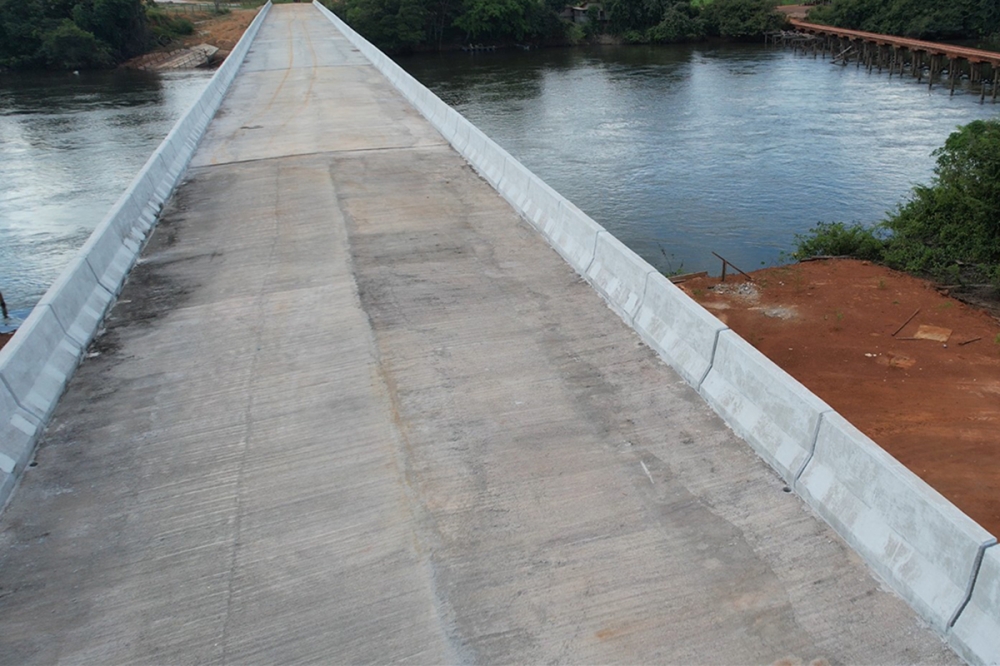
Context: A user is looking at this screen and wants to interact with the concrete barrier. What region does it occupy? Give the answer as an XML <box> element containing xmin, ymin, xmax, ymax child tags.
<box><xmin>798</xmin><ymin>412</ymin><xmax>997</xmax><ymax>632</ymax></box>
<box><xmin>0</xmin><ymin>1</ymin><xmax>272</xmax><ymax>511</ymax></box>
<box><xmin>632</xmin><ymin>274</ymin><xmax>728</xmax><ymax>388</ymax></box>
<box><xmin>539</xmin><ymin>200</ymin><xmax>601</xmax><ymax>275</ymax></box>
<box><xmin>35</xmin><ymin>258</ymin><xmax>115</xmax><ymax>350</ymax></box>
<box><xmin>700</xmin><ymin>330</ymin><xmax>833</xmax><ymax>483</ymax></box>
<box><xmin>0</xmin><ymin>383</ymin><xmax>41</xmax><ymax>507</ymax></box>
<box><xmin>307</xmin><ymin>8</ymin><xmax>1000</xmax><ymax>659</ymax></box>
<box><xmin>585</xmin><ymin>232</ymin><xmax>656</xmax><ymax>324</ymax></box>
<box><xmin>0</xmin><ymin>307</ymin><xmax>81</xmax><ymax>422</ymax></box>
<box><xmin>950</xmin><ymin>545</ymin><xmax>1000</xmax><ymax>665</ymax></box>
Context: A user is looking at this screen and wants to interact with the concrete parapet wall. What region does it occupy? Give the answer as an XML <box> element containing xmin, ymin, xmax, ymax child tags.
<box><xmin>632</xmin><ymin>273</ymin><xmax>726</xmax><ymax>388</ymax></box>
<box><xmin>315</xmin><ymin>5</ymin><xmax>1000</xmax><ymax>660</ymax></box>
<box><xmin>798</xmin><ymin>412</ymin><xmax>997</xmax><ymax>630</ymax></box>
<box><xmin>951</xmin><ymin>545</ymin><xmax>1000</xmax><ymax>665</ymax></box>
<box><xmin>701</xmin><ymin>330</ymin><xmax>833</xmax><ymax>483</ymax></box>
<box><xmin>585</xmin><ymin>232</ymin><xmax>656</xmax><ymax>324</ymax></box>
<box><xmin>0</xmin><ymin>1</ymin><xmax>272</xmax><ymax>509</ymax></box>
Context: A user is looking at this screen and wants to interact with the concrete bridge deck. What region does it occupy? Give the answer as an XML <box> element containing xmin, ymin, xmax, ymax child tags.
<box><xmin>0</xmin><ymin>5</ymin><xmax>960</xmax><ymax>663</ymax></box>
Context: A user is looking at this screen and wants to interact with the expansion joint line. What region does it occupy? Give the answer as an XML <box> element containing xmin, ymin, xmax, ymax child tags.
<box><xmin>948</xmin><ymin>541</ymin><xmax>997</xmax><ymax>628</ymax></box>
<box><xmin>583</xmin><ymin>230</ymin><xmax>604</xmax><ymax>277</ymax></box>
<box><xmin>793</xmin><ymin>410</ymin><xmax>831</xmax><ymax>486</ymax></box>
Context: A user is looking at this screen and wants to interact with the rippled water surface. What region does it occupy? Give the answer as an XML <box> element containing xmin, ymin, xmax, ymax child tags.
<box><xmin>3</xmin><ymin>47</ymin><xmax>997</xmax><ymax>318</ymax></box>
<box><xmin>0</xmin><ymin>68</ymin><xmax>212</xmax><ymax>316</ymax></box>
<box><xmin>401</xmin><ymin>44</ymin><xmax>998</xmax><ymax>275</ymax></box>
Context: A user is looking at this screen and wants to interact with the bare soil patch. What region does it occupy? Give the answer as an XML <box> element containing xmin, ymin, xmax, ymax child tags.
<box><xmin>776</xmin><ymin>4</ymin><xmax>811</xmax><ymax>20</ymax></box>
<box><xmin>680</xmin><ymin>259</ymin><xmax>1000</xmax><ymax>536</ymax></box>
<box><xmin>123</xmin><ymin>7</ymin><xmax>260</xmax><ymax>69</ymax></box>
<box><xmin>0</xmin><ymin>333</ymin><xmax>10</xmax><ymax>352</ymax></box>
<box><xmin>177</xmin><ymin>7</ymin><xmax>260</xmax><ymax>56</ymax></box>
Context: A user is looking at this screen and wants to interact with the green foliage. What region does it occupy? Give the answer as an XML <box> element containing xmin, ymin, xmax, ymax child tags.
<box><xmin>39</xmin><ymin>18</ymin><xmax>112</xmax><ymax>68</ymax></box>
<box><xmin>73</xmin><ymin>0</ymin><xmax>148</xmax><ymax>60</ymax></box>
<box><xmin>0</xmin><ymin>0</ymin><xmax>45</xmax><ymax>68</ymax></box>
<box><xmin>648</xmin><ymin>2</ymin><xmax>704</xmax><ymax>42</ymax></box>
<box><xmin>0</xmin><ymin>0</ymin><xmax>149</xmax><ymax>69</ymax></box>
<box><xmin>794</xmin><ymin>222</ymin><xmax>887</xmax><ymax>260</ymax></box>
<box><xmin>335</xmin><ymin>0</ymin><xmax>575</xmax><ymax>50</ymax></box>
<box><xmin>331</xmin><ymin>0</ymin><xmax>782</xmax><ymax>48</ymax></box>
<box><xmin>454</xmin><ymin>0</ymin><xmax>534</xmax><ymax>40</ymax></box>
<box><xmin>808</xmin><ymin>0</ymin><xmax>995</xmax><ymax>41</ymax></box>
<box><xmin>796</xmin><ymin>120</ymin><xmax>1000</xmax><ymax>287</ymax></box>
<box><xmin>699</xmin><ymin>0</ymin><xmax>784</xmax><ymax>39</ymax></box>
<box><xmin>881</xmin><ymin>120</ymin><xmax>1000</xmax><ymax>284</ymax></box>
<box><xmin>607</xmin><ymin>0</ymin><xmax>669</xmax><ymax>35</ymax></box>
<box><xmin>147</xmin><ymin>8</ymin><xmax>195</xmax><ymax>45</ymax></box>
<box><xmin>343</xmin><ymin>0</ymin><xmax>428</xmax><ymax>50</ymax></box>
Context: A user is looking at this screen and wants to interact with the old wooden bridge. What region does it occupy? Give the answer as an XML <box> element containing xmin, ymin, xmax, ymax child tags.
<box><xmin>769</xmin><ymin>19</ymin><xmax>1000</xmax><ymax>102</ymax></box>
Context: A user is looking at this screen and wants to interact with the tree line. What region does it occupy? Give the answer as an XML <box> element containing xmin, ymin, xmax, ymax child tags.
<box><xmin>0</xmin><ymin>0</ymin><xmax>196</xmax><ymax>70</ymax></box>
<box><xmin>329</xmin><ymin>0</ymin><xmax>788</xmax><ymax>53</ymax></box>
<box><xmin>808</xmin><ymin>0</ymin><xmax>999</xmax><ymax>45</ymax></box>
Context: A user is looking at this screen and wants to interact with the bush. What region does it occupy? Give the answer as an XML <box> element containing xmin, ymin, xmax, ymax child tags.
<box><xmin>797</xmin><ymin>120</ymin><xmax>1000</xmax><ymax>287</ymax></box>
<box><xmin>880</xmin><ymin>119</ymin><xmax>1000</xmax><ymax>285</ymax></box>
<box><xmin>147</xmin><ymin>8</ymin><xmax>194</xmax><ymax>45</ymax></box>
<box><xmin>807</xmin><ymin>0</ymin><xmax>994</xmax><ymax>42</ymax></box>
<box><xmin>39</xmin><ymin>19</ymin><xmax>113</xmax><ymax>68</ymax></box>
<box><xmin>795</xmin><ymin>222</ymin><xmax>887</xmax><ymax>261</ymax></box>
<box><xmin>700</xmin><ymin>0</ymin><xmax>784</xmax><ymax>39</ymax></box>
<box><xmin>648</xmin><ymin>3</ymin><xmax>704</xmax><ymax>42</ymax></box>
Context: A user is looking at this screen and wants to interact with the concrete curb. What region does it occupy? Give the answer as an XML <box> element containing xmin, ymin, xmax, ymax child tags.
<box><xmin>315</xmin><ymin>4</ymin><xmax>1000</xmax><ymax>661</ymax></box>
<box><xmin>0</xmin><ymin>1</ymin><xmax>273</xmax><ymax>511</ymax></box>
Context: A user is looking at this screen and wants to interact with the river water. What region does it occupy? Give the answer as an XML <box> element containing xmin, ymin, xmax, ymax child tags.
<box><xmin>401</xmin><ymin>44</ymin><xmax>998</xmax><ymax>276</ymax></box>
<box><xmin>1</xmin><ymin>45</ymin><xmax>996</xmax><ymax>323</ymax></box>
<box><xmin>0</xmin><ymin>68</ymin><xmax>212</xmax><ymax>324</ymax></box>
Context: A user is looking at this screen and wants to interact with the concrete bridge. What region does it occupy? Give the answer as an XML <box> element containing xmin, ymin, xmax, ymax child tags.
<box><xmin>0</xmin><ymin>4</ymin><xmax>997</xmax><ymax>663</ymax></box>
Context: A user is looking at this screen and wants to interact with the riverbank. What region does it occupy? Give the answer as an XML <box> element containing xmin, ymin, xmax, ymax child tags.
<box><xmin>123</xmin><ymin>7</ymin><xmax>260</xmax><ymax>69</ymax></box>
<box><xmin>678</xmin><ymin>258</ymin><xmax>1000</xmax><ymax>536</ymax></box>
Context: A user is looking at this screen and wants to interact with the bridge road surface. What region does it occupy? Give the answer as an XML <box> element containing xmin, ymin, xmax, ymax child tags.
<box><xmin>0</xmin><ymin>5</ymin><xmax>960</xmax><ymax>664</ymax></box>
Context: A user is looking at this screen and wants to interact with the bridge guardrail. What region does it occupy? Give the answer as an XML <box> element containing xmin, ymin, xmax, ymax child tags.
<box><xmin>951</xmin><ymin>544</ymin><xmax>1000</xmax><ymax>664</ymax></box>
<box><xmin>313</xmin><ymin>3</ymin><xmax>1000</xmax><ymax>661</ymax></box>
<box><xmin>798</xmin><ymin>412</ymin><xmax>996</xmax><ymax>633</ymax></box>
<box><xmin>0</xmin><ymin>0</ymin><xmax>273</xmax><ymax>511</ymax></box>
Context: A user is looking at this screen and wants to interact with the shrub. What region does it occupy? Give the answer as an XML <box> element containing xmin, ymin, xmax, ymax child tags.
<box><xmin>797</xmin><ymin>120</ymin><xmax>1000</xmax><ymax>287</ymax></box>
<box><xmin>147</xmin><ymin>8</ymin><xmax>194</xmax><ymax>45</ymax></box>
<box><xmin>39</xmin><ymin>19</ymin><xmax>113</xmax><ymax>68</ymax></box>
<box><xmin>795</xmin><ymin>222</ymin><xmax>887</xmax><ymax>261</ymax></box>
<box><xmin>700</xmin><ymin>0</ymin><xmax>784</xmax><ymax>39</ymax></box>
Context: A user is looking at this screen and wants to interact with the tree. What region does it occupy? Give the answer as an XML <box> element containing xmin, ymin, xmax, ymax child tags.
<box><xmin>700</xmin><ymin>0</ymin><xmax>784</xmax><ymax>39</ymax></box>
<box><xmin>39</xmin><ymin>19</ymin><xmax>112</xmax><ymax>68</ymax></box>
<box><xmin>71</xmin><ymin>0</ymin><xmax>148</xmax><ymax>60</ymax></box>
<box><xmin>648</xmin><ymin>2</ymin><xmax>704</xmax><ymax>42</ymax></box>
<box><xmin>797</xmin><ymin>120</ymin><xmax>1000</xmax><ymax>286</ymax></box>
<box><xmin>808</xmin><ymin>0</ymin><xmax>995</xmax><ymax>42</ymax></box>
<box><xmin>881</xmin><ymin>119</ymin><xmax>1000</xmax><ymax>283</ymax></box>
<box><xmin>453</xmin><ymin>0</ymin><xmax>537</xmax><ymax>42</ymax></box>
<box><xmin>607</xmin><ymin>0</ymin><xmax>670</xmax><ymax>34</ymax></box>
<box><xmin>0</xmin><ymin>0</ymin><xmax>46</xmax><ymax>68</ymax></box>
<box><xmin>1</xmin><ymin>0</ymin><xmax>151</xmax><ymax>69</ymax></box>
<box><xmin>343</xmin><ymin>0</ymin><xmax>428</xmax><ymax>51</ymax></box>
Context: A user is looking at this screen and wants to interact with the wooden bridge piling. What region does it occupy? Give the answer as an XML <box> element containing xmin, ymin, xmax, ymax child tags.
<box><xmin>772</xmin><ymin>20</ymin><xmax>1000</xmax><ymax>103</ymax></box>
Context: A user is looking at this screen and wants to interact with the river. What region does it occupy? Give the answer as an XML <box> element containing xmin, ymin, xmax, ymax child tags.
<box><xmin>400</xmin><ymin>43</ymin><xmax>998</xmax><ymax>276</ymax></box>
<box><xmin>1</xmin><ymin>44</ymin><xmax>996</xmax><ymax>325</ymax></box>
<box><xmin>0</xmin><ymin>68</ymin><xmax>212</xmax><ymax>326</ymax></box>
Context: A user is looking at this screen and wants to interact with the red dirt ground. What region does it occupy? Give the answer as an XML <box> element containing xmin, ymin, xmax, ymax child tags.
<box><xmin>680</xmin><ymin>259</ymin><xmax>1000</xmax><ymax>537</ymax></box>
